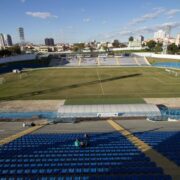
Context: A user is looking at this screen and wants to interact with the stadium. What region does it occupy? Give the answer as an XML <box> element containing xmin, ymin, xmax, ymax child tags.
<box><xmin>0</xmin><ymin>52</ymin><xmax>180</xmax><ymax>179</ymax></box>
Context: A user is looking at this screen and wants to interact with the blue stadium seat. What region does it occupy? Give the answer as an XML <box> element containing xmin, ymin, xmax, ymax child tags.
<box><xmin>0</xmin><ymin>132</ymin><xmax>173</xmax><ymax>179</ymax></box>
<box><xmin>134</xmin><ymin>131</ymin><xmax>180</xmax><ymax>166</ymax></box>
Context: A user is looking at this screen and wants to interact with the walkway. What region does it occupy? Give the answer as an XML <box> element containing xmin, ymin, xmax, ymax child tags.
<box><xmin>107</xmin><ymin>120</ymin><xmax>180</xmax><ymax>180</ymax></box>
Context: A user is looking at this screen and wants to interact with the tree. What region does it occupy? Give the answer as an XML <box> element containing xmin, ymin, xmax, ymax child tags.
<box><xmin>72</xmin><ymin>43</ymin><xmax>85</xmax><ymax>52</ymax></box>
<box><xmin>167</xmin><ymin>43</ymin><xmax>179</xmax><ymax>54</ymax></box>
<box><xmin>146</xmin><ymin>40</ymin><xmax>156</xmax><ymax>51</ymax></box>
<box><xmin>0</xmin><ymin>49</ymin><xmax>12</xmax><ymax>57</ymax></box>
<box><xmin>0</xmin><ymin>45</ymin><xmax>21</xmax><ymax>58</ymax></box>
<box><xmin>8</xmin><ymin>45</ymin><xmax>21</xmax><ymax>55</ymax></box>
<box><xmin>112</xmin><ymin>40</ymin><xmax>120</xmax><ymax>48</ymax></box>
<box><xmin>155</xmin><ymin>42</ymin><xmax>163</xmax><ymax>53</ymax></box>
<box><xmin>102</xmin><ymin>45</ymin><xmax>109</xmax><ymax>52</ymax></box>
<box><xmin>119</xmin><ymin>43</ymin><xmax>127</xmax><ymax>48</ymax></box>
<box><xmin>129</xmin><ymin>36</ymin><xmax>134</xmax><ymax>42</ymax></box>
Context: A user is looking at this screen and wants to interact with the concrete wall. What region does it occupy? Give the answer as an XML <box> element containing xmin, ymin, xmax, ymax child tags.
<box><xmin>134</xmin><ymin>53</ymin><xmax>180</xmax><ymax>60</ymax></box>
<box><xmin>110</xmin><ymin>47</ymin><xmax>146</xmax><ymax>51</ymax></box>
<box><xmin>0</xmin><ymin>54</ymin><xmax>37</xmax><ymax>64</ymax></box>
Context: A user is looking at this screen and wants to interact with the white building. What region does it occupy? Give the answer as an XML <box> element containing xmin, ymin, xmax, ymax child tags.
<box><xmin>175</xmin><ymin>34</ymin><xmax>180</xmax><ymax>46</ymax></box>
<box><xmin>128</xmin><ymin>39</ymin><xmax>142</xmax><ymax>48</ymax></box>
<box><xmin>0</xmin><ymin>33</ymin><xmax>6</xmax><ymax>49</ymax></box>
<box><xmin>154</xmin><ymin>30</ymin><xmax>166</xmax><ymax>40</ymax></box>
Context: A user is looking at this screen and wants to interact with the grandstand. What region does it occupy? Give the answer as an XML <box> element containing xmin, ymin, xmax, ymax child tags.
<box><xmin>0</xmin><ymin>120</ymin><xmax>179</xmax><ymax>179</ymax></box>
<box><xmin>153</xmin><ymin>62</ymin><xmax>180</xmax><ymax>69</ymax></box>
<box><xmin>49</xmin><ymin>54</ymin><xmax>150</xmax><ymax>67</ymax></box>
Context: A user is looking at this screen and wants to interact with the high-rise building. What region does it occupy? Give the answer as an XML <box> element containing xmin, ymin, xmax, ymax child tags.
<box><xmin>138</xmin><ymin>35</ymin><xmax>144</xmax><ymax>42</ymax></box>
<box><xmin>0</xmin><ymin>33</ymin><xmax>6</xmax><ymax>49</ymax></box>
<box><xmin>45</xmin><ymin>38</ymin><xmax>55</xmax><ymax>46</ymax></box>
<box><xmin>18</xmin><ymin>27</ymin><xmax>25</xmax><ymax>42</ymax></box>
<box><xmin>175</xmin><ymin>34</ymin><xmax>180</xmax><ymax>46</ymax></box>
<box><xmin>154</xmin><ymin>30</ymin><xmax>166</xmax><ymax>40</ymax></box>
<box><xmin>45</xmin><ymin>38</ymin><xmax>49</xmax><ymax>46</ymax></box>
<box><xmin>6</xmin><ymin>34</ymin><xmax>13</xmax><ymax>46</ymax></box>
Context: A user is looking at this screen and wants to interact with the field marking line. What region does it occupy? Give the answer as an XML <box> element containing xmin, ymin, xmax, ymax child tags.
<box><xmin>78</xmin><ymin>57</ymin><xmax>82</xmax><ymax>66</ymax></box>
<box><xmin>152</xmin><ymin>77</ymin><xmax>165</xmax><ymax>85</ymax></box>
<box><xmin>134</xmin><ymin>57</ymin><xmax>140</xmax><ymax>66</ymax></box>
<box><xmin>154</xmin><ymin>77</ymin><xmax>180</xmax><ymax>85</ymax></box>
<box><xmin>144</xmin><ymin>56</ymin><xmax>151</xmax><ymax>66</ymax></box>
<box><xmin>96</xmin><ymin>68</ymin><xmax>105</xmax><ymax>96</ymax></box>
<box><xmin>115</xmin><ymin>57</ymin><xmax>120</xmax><ymax>65</ymax></box>
<box><xmin>107</xmin><ymin>120</ymin><xmax>180</xmax><ymax>178</ymax></box>
<box><xmin>96</xmin><ymin>57</ymin><xmax>101</xmax><ymax>66</ymax></box>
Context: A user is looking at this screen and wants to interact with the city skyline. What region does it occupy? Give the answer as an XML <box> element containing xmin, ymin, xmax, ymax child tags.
<box><xmin>0</xmin><ymin>0</ymin><xmax>180</xmax><ymax>44</ymax></box>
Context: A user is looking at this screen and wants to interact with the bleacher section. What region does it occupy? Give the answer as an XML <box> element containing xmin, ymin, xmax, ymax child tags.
<box><xmin>134</xmin><ymin>131</ymin><xmax>180</xmax><ymax>166</ymax></box>
<box><xmin>0</xmin><ymin>132</ymin><xmax>171</xmax><ymax>179</ymax></box>
<box><xmin>153</xmin><ymin>62</ymin><xmax>180</xmax><ymax>69</ymax></box>
<box><xmin>0</xmin><ymin>59</ymin><xmax>51</xmax><ymax>74</ymax></box>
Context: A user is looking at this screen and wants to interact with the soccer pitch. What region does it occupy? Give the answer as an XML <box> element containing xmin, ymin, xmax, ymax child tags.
<box><xmin>0</xmin><ymin>67</ymin><xmax>180</xmax><ymax>101</ymax></box>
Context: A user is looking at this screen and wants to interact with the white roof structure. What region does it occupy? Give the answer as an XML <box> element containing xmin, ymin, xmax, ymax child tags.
<box><xmin>58</xmin><ymin>104</ymin><xmax>161</xmax><ymax>119</ymax></box>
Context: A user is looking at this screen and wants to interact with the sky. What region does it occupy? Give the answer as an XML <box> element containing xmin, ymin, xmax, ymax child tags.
<box><xmin>0</xmin><ymin>0</ymin><xmax>180</xmax><ymax>44</ymax></box>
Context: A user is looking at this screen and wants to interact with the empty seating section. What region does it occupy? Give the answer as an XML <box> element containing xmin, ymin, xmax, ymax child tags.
<box><xmin>153</xmin><ymin>62</ymin><xmax>180</xmax><ymax>69</ymax></box>
<box><xmin>135</xmin><ymin>131</ymin><xmax>180</xmax><ymax>166</ymax></box>
<box><xmin>0</xmin><ymin>132</ymin><xmax>171</xmax><ymax>179</ymax></box>
<box><xmin>0</xmin><ymin>60</ymin><xmax>50</xmax><ymax>74</ymax></box>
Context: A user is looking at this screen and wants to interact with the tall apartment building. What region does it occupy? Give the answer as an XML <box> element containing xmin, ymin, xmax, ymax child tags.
<box><xmin>154</xmin><ymin>30</ymin><xmax>166</xmax><ymax>40</ymax></box>
<box><xmin>175</xmin><ymin>34</ymin><xmax>180</xmax><ymax>46</ymax></box>
<box><xmin>45</xmin><ymin>38</ymin><xmax>55</xmax><ymax>46</ymax></box>
<box><xmin>6</xmin><ymin>34</ymin><xmax>13</xmax><ymax>46</ymax></box>
<box><xmin>18</xmin><ymin>27</ymin><xmax>25</xmax><ymax>42</ymax></box>
<box><xmin>0</xmin><ymin>33</ymin><xmax>6</xmax><ymax>49</ymax></box>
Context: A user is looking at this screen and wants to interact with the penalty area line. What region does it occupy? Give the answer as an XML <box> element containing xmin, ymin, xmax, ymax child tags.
<box><xmin>96</xmin><ymin>68</ymin><xmax>105</xmax><ymax>96</ymax></box>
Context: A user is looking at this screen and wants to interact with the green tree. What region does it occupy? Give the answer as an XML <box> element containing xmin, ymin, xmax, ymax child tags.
<box><xmin>155</xmin><ymin>42</ymin><xmax>163</xmax><ymax>53</ymax></box>
<box><xmin>102</xmin><ymin>45</ymin><xmax>109</xmax><ymax>52</ymax></box>
<box><xmin>112</xmin><ymin>40</ymin><xmax>120</xmax><ymax>48</ymax></box>
<box><xmin>146</xmin><ymin>40</ymin><xmax>156</xmax><ymax>51</ymax></box>
<box><xmin>0</xmin><ymin>49</ymin><xmax>12</xmax><ymax>57</ymax></box>
<box><xmin>119</xmin><ymin>43</ymin><xmax>127</xmax><ymax>48</ymax></box>
<box><xmin>129</xmin><ymin>36</ymin><xmax>134</xmax><ymax>42</ymax></box>
<box><xmin>8</xmin><ymin>45</ymin><xmax>21</xmax><ymax>55</ymax></box>
<box><xmin>73</xmin><ymin>43</ymin><xmax>85</xmax><ymax>52</ymax></box>
<box><xmin>167</xmin><ymin>43</ymin><xmax>179</xmax><ymax>54</ymax></box>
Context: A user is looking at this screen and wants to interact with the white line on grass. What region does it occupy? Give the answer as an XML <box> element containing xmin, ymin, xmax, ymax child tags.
<box><xmin>96</xmin><ymin>68</ymin><xmax>105</xmax><ymax>96</ymax></box>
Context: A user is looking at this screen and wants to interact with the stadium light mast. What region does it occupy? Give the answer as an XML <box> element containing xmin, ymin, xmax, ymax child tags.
<box><xmin>162</xmin><ymin>25</ymin><xmax>171</xmax><ymax>54</ymax></box>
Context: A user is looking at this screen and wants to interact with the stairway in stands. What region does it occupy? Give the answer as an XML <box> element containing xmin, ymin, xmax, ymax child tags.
<box><xmin>0</xmin><ymin>132</ymin><xmax>171</xmax><ymax>179</ymax></box>
<box><xmin>135</xmin><ymin>131</ymin><xmax>180</xmax><ymax>166</ymax></box>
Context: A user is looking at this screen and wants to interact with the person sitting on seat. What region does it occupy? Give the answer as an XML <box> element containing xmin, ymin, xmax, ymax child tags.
<box><xmin>80</xmin><ymin>141</ymin><xmax>86</xmax><ymax>147</ymax></box>
<box><xmin>74</xmin><ymin>139</ymin><xmax>80</xmax><ymax>147</ymax></box>
<box><xmin>84</xmin><ymin>133</ymin><xmax>89</xmax><ymax>139</ymax></box>
<box><xmin>82</xmin><ymin>133</ymin><xmax>89</xmax><ymax>147</ymax></box>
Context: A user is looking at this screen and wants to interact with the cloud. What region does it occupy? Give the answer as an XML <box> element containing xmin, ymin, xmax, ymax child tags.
<box><xmin>166</xmin><ymin>9</ymin><xmax>180</xmax><ymax>16</ymax></box>
<box><xmin>83</xmin><ymin>18</ymin><xmax>91</xmax><ymax>22</ymax></box>
<box><xmin>120</xmin><ymin>22</ymin><xmax>180</xmax><ymax>37</ymax></box>
<box><xmin>96</xmin><ymin>22</ymin><xmax>180</xmax><ymax>41</ymax></box>
<box><xmin>129</xmin><ymin>8</ymin><xmax>166</xmax><ymax>25</ymax></box>
<box><xmin>20</xmin><ymin>0</ymin><xmax>26</xmax><ymax>3</ymax></box>
<box><xmin>26</xmin><ymin>12</ymin><xmax>58</xmax><ymax>19</ymax></box>
<box><xmin>166</xmin><ymin>9</ymin><xmax>180</xmax><ymax>19</ymax></box>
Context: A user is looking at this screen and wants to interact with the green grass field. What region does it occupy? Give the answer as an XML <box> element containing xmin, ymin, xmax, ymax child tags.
<box><xmin>0</xmin><ymin>67</ymin><xmax>180</xmax><ymax>102</ymax></box>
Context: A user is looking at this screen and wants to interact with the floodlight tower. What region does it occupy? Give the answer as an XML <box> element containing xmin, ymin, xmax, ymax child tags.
<box><xmin>162</xmin><ymin>25</ymin><xmax>171</xmax><ymax>54</ymax></box>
